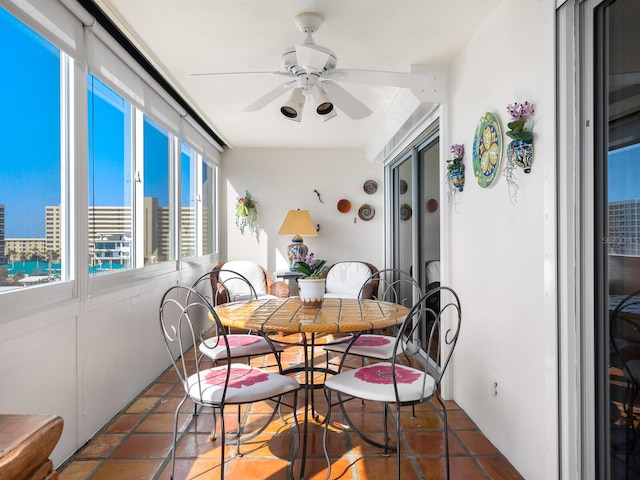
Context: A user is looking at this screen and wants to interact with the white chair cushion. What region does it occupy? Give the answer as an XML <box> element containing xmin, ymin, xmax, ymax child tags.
<box><xmin>199</xmin><ymin>334</ymin><xmax>283</xmax><ymax>361</ymax></box>
<box><xmin>188</xmin><ymin>364</ymin><xmax>299</xmax><ymax>404</ymax></box>
<box><xmin>221</xmin><ymin>261</ymin><xmax>267</xmax><ymax>295</ymax></box>
<box><xmin>426</xmin><ymin>260</ymin><xmax>440</xmax><ymax>285</ymax></box>
<box><xmin>324</xmin><ymin>362</ymin><xmax>435</xmax><ymax>403</ymax></box>
<box><xmin>325</xmin><ymin>262</ymin><xmax>373</xmax><ymax>298</ymax></box>
<box><xmin>323</xmin><ymin>334</ymin><xmax>399</xmax><ymax>360</ymax></box>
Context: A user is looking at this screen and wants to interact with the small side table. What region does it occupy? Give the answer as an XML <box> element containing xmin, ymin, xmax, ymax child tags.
<box><xmin>275</xmin><ymin>271</ymin><xmax>305</xmax><ymax>295</ymax></box>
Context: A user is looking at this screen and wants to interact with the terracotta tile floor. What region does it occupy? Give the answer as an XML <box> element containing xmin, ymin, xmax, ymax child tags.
<box><xmin>57</xmin><ymin>341</ymin><xmax>523</xmax><ymax>480</ymax></box>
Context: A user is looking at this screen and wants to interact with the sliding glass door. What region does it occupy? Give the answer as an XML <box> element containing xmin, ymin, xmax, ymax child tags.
<box><xmin>387</xmin><ymin>126</ymin><xmax>440</xmax><ymax>306</ymax></box>
<box><xmin>594</xmin><ymin>1</ymin><xmax>640</xmax><ymax>477</ymax></box>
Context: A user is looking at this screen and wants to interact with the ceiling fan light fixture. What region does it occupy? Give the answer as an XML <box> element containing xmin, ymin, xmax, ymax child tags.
<box><xmin>319</xmin><ymin>108</ymin><xmax>337</xmax><ymax>122</ymax></box>
<box><xmin>316</xmin><ymin>100</ymin><xmax>333</xmax><ymax>115</ymax></box>
<box><xmin>281</xmin><ymin>87</ymin><xmax>305</xmax><ymax>121</ymax></box>
<box><xmin>312</xmin><ymin>86</ymin><xmax>335</xmax><ymax>118</ymax></box>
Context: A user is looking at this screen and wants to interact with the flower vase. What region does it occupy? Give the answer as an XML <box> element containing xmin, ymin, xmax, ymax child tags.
<box><xmin>449</xmin><ymin>164</ymin><xmax>465</xmax><ymax>192</ymax></box>
<box><xmin>509</xmin><ymin>139</ymin><xmax>533</xmax><ymax>173</ymax></box>
<box><xmin>297</xmin><ymin>278</ymin><xmax>325</xmax><ymax>308</ymax></box>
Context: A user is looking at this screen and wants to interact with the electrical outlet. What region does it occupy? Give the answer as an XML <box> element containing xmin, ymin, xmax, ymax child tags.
<box><xmin>491</xmin><ymin>377</ymin><xmax>499</xmax><ymax>397</ymax></box>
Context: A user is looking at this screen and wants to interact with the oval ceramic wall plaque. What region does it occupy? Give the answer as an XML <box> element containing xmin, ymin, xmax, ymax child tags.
<box><xmin>472</xmin><ymin>112</ymin><xmax>503</xmax><ymax>188</ymax></box>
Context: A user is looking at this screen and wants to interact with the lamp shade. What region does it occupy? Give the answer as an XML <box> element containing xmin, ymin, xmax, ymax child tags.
<box><xmin>278</xmin><ymin>209</ymin><xmax>317</xmax><ymax>270</ymax></box>
<box><xmin>278</xmin><ymin>210</ymin><xmax>318</xmax><ymax>237</ymax></box>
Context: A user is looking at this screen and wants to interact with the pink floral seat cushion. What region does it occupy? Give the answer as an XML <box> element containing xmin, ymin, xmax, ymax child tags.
<box><xmin>324</xmin><ymin>362</ymin><xmax>435</xmax><ymax>403</ymax></box>
<box><xmin>199</xmin><ymin>334</ymin><xmax>283</xmax><ymax>361</ymax></box>
<box><xmin>324</xmin><ymin>334</ymin><xmax>400</xmax><ymax>360</ymax></box>
<box><xmin>188</xmin><ymin>364</ymin><xmax>299</xmax><ymax>404</ymax></box>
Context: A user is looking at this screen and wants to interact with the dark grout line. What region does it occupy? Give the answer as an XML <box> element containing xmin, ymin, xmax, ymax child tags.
<box><xmin>58</xmin><ymin>346</ymin><xmax>522</xmax><ymax>480</ymax></box>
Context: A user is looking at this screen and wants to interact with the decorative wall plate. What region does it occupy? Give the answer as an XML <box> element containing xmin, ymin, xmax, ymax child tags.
<box><xmin>358</xmin><ymin>204</ymin><xmax>375</xmax><ymax>221</ymax></box>
<box><xmin>472</xmin><ymin>112</ymin><xmax>503</xmax><ymax>188</ymax></box>
<box><xmin>426</xmin><ymin>198</ymin><xmax>439</xmax><ymax>213</ymax></box>
<box><xmin>399</xmin><ymin>179</ymin><xmax>408</xmax><ymax>194</ymax></box>
<box><xmin>337</xmin><ymin>199</ymin><xmax>351</xmax><ymax>213</ymax></box>
<box><xmin>363</xmin><ymin>180</ymin><xmax>378</xmax><ymax>194</ymax></box>
<box><xmin>400</xmin><ymin>204</ymin><xmax>412</xmax><ymax>221</ymax></box>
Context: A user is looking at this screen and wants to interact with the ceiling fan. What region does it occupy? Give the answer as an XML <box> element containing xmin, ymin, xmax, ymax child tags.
<box><xmin>189</xmin><ymin>12</ymin><xmax>439</xmax><ymax>122</ymax></box>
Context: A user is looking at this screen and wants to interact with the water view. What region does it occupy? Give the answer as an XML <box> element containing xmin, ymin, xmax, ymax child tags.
<box><xmin>3</xmin><ymin>260</ymin><xmax>125</xmax><ymax>276</ymax></box>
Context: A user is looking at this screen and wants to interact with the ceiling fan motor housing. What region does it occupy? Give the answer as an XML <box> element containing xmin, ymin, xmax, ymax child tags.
<box><xmin>281</xmin><ymin>12</ymin><xmax>337</xmax><ymax>77</ymax></box>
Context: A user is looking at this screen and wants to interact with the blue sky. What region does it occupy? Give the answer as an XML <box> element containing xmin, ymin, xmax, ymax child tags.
<box><xmin>0</xmin><ymin>7</ymin><xmax>60</xmax><ymax>237</ymax></box>
<box><xmin>608</xmin><ymin>143</ymin><xmax>640</xmax><ymax>202</ymax></box>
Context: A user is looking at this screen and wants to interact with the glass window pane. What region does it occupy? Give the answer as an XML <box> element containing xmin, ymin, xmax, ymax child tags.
<box><xmin>0</xmin><ymin>8</ymin><xmax>62</xmax><ymax>291</ymax></box>
<box><xmin>201</xmin><ymin>160</ymin><xmax>215</xmax><ymax>255</ymax></box>
<box><xmin>180</xmin><ymin>143</ymin><xmax>196</xmax><ymax>258</ymax></box>
<box><xmin>143</xmin><ymin>116</ymin><xmax>172</xmax><ymax>265</ymax></box>
<box><xmin>600</xmin><ymin>0</ymin><xmax>640</xmax><ymax>476</ymax></box>
<box><xmin>88</xmin><ymin>74</ymin><xmax>133</xmax><ymax>275</ymax></box>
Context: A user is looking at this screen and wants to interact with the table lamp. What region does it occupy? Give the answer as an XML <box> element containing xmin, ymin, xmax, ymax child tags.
<box><xmin>278</xmin><ymin>209</ymin><xmax>318</xmax><ymax>270</ymax></box>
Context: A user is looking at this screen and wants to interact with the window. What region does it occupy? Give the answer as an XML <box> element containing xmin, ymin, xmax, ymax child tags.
<box><xmin>143</xmin><ymin>116</ymin><xmax>172</xmax><ymax>265</ymax></box>
<box><xmin>180</xmin><ymin>143</ymin><xmax>196</xmax><ymax>258</ymax></box>
<box><xmin>0</xmin><ymin>7</ymin><xmax>63</xmax><ymax>290</ymax></box>
<box><xmin>201</xmin><ymin>159</ymin><xmax>216</xmax><ymax>255</ymax></box>
<box><xmin>0</xmin><ymin>2</ymin><xmax>221</xmax><ymax>299</ymax></box>
<box><xmin>88</xmin><ymin>74</ymin><xmax>133</xmax><ymax>275</ymax></box>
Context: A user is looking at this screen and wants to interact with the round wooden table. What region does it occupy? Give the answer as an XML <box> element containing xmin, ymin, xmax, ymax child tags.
<box><xmin>214</xmin><ymin>297</ymin><xmax>409</xmax><ymax>479</ymax></box>
<box><xmin>214</xmin><ymin>296</ymin><xmax>409</xmax><ymax>334</ymax></box>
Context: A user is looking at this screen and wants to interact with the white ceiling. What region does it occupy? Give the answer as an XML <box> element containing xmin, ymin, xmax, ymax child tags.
<box><xmin>94</xmin><ymin>0</ymin><xmax>502</xmax><ymax>150</ymax></box>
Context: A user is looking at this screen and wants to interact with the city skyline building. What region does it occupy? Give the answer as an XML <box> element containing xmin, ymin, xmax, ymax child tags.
<box><xmin>0</xmin><ymin>204</ymin><xmax>5</xmax><ymax>264</ymax></box>
<box><xmin>3</xmin><ymin>196</ymin><xmax>201</xmax><ymax>271</ymax></box>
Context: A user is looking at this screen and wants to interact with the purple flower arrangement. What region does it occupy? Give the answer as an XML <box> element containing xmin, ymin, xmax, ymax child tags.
<box><xmin>506</xmin><ymin>101</ymin><xmax>535</xmax><ymax>142</ymax></box>
<box><xmin>447</xmin><ymin>143</ymin><xmax>465</xmax><ymax>192</ymax></box>
<box><xmin>447</xmin><ymin>144</ymin><xmax>465</xmax><ymax>171</ymax></box>
<box><xmin>292</xmin><ymin>252</ymin><xmax>328</xmax><ymax>278</ymax></box>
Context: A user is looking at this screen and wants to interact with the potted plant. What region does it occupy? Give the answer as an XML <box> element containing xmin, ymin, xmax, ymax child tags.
<box><xmin>506</xmin><ymin>101</ymin><xmax>535</xmax><ymax>173</ymax></box>
<box><xmin>447</xmin><ymin>143</ymin><xmax>465</xmax><ymax>192</ymax></box>
<box><xmin>293</xmin><ymin>252</ymin><xmax>329</xmax><ymax>308</ymax></box>
<box><xmin>235</xmin><ymin>190</ymin><xmax>260</xmax><ymax>240</ymax></box>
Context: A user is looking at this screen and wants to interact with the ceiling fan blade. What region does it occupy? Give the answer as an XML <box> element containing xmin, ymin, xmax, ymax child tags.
<box><xmin>242</xmin><ymin>81</ymin><xmax>296</xmax><ymax>112</ymax></box>
<box><xmin>321</xmin><ymin>80</ymin><xmax>372</xmax><ymax>120</ymax></box>
<box><xmin>295</xmin><ymin>44</ymin><xmax>331</xmax><ymax>72</ymax></box>
<box><xmin>186</xmin><ymin>71</ymin><xmax>291</xmax><ymax>78</ymax></box>
<box><xmin>328</xmin><ymin>68</ymin><xmax>437</xmax><ymax>90</ymax></box>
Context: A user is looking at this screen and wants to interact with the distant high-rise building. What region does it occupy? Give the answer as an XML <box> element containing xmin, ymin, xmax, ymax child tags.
<box><xmin>5</xmin><ymin>238</ymin><xmax>47</xmax><ymax>261</ymax></box>
<box><xmin>608</xmin><ymin>199</ymin><xmax>640</xmax><ymax>256</ymax></box>
<box><xmin>45</xmin><ymin>199</ymin><xmax>196</xmax><ymax>267</ymax></box>
<box><xmin>45</xmin><ymin>206</ymin><xmax>61</xmax><ymax>256</ymax></box>
<box><xmin>0</xmin><ymin>204</ymin><xmax>5</xmax><ymax>264</ymax></box>
<box><xmin>94</xmin><ymin>233</ymin><xmax>131</xmax><ymax>267</ymax></box>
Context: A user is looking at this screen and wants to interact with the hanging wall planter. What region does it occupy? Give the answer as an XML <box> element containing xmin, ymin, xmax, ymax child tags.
<box><xmin>446</xmin><ymin>143</ymin><xmax>465</xmax><ymax>208</ymax></box>
<box><xmin>503</xmin><ymin>101</ymin><xmax>535</xmax><ymax>204</ymax></box>
<box><xmin>508</xmin><ymin>139</ymin><xmax>534</xmax><ymax>173</ymax></box>
<box><xmin>235</xmin><ymin>190</ymin><xmax>260</xmax><ymax>241</ymax></box>
<box><xmin>505</xmin><ymin>101</ymin><xmax>535</xmax><ymax>174</ymax></box>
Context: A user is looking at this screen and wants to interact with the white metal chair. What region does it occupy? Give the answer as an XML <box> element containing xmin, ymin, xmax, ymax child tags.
<box><xmin>192</xmin><ymin>269</ymin><xmax>284</xmax><ymax>367</ymax></box>
<box><xmin>159</xmin><ymin>284</ymin><xmax>300</xmax><ymax>479</ymax></box>
<box><xmin>323</xmin><ymin>268</ymin><xmax>422</xmax><ymax>364</ymax></box>
<box><xmin>322</xmin><ymin>261</ymin><xmax>379</xmax><ymax>299</ymax></box>
<box><xmin>322</xmin><ymin>286</ymin><xmax>461</xmax><ymax>480</ymax></box>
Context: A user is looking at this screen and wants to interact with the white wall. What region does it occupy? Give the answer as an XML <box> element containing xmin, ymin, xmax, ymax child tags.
<box><xmin>221</xmin><ymin>148</ymin><xmax>385</xmax><ymax>273</ymax></box>
<box><xmin>447</xmin><ymin>0</ymin><xmax>555</xmax><ymax>478</ymax></box>
<box><xmin>0</xmin><ymin>262</ymin><xmax>215</xmax><ymax>466</ymax></box>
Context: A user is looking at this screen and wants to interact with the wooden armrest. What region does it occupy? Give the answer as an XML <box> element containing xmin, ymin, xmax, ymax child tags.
<box><xmin>0</xmin><ymin>414</ymin><xmax>63</xmax><ymax>480</ymax></box>
<box><xmin>271</xmin><ymin>281</ymin><xmax>290</xmax><ymax>298</ymax></box>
